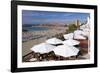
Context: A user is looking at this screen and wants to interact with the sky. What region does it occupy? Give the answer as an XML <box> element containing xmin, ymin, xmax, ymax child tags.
<box><xmin>22</xmin><ymin>10</ymin><xmax>90</xmax><ymax>25</ymax></box>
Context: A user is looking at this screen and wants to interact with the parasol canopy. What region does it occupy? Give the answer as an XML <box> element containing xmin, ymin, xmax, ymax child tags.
<box><xmin>63</xmin><ymin>33</ymin><xmax>74</xmax><ymax>39</ymax></box>
<box><xmin>74</xmin><ymin>30</ymin><xmax>85</xmax><ymax>35</ymax></box>
<box><xmin>53</xmin><ymin>45</ymin><xmax>79</xmax><ymax>57</ymax></box>
<box><xmin>46</xmin><ymin>37</ymin><xmax>63</xmax><ymax>45</ymax></box>
<box><xmin>74</xmin><ymin>30</ymin><xmax>89</xmax><ymax>38</ymax></box>
<box><xmin>74</xmin><ymin>34</ymin><xmax>86</xmax><ymax>40</ymax></box>
<box><xmin>31</xmin><ymin>43</ymin><xmax>56</xmax><ymax>54</ymax></box>
<box><xmin>62</xmin><ymin>39</ymin><xmax>80</xmax><ymax>46</ymax></box>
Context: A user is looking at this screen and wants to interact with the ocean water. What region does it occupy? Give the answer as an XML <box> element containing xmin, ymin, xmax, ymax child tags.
<box><xmin>23</xmin><ymin>26</ymin><xmax>49</xmax><ymax>31</ymax></box>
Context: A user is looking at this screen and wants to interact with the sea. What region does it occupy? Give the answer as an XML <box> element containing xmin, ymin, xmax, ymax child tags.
<box><xmin>23</xmin><ymin>26</ymin><xmax>49</xmax><ymax>31</ymax></box>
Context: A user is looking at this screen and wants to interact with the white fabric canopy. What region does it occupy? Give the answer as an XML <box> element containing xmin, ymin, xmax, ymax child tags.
<box><xmin>62</xmin><ymin>39</ymin><xmax>80</xmax><ymax>46</ymax></box>
<box><xmin>53</xmin><ymin>45</ymin><xmax>79</xmax><ymax>57</ymax></box>
<box><xmin>63</xmin><ymin>33</ymin><xmax>74</xmax><ymax>39</ymax></box>
<box><xmin>74</xmin><ymin>34</ymin><xmax>86</xmax><ymax>40</ymax></box>
<box><xmin>74</xmin><ymin>30</ymin><xmax>85</xmax><ymax>35</ymax></box>
<box><xmin>74</xmin><ymin>30</ymin><xmax>89</xmax><ymax>37</ymax></box>
<box><xmin>46</xmin><ymin>37</ymin><xmax>63</xmax><ymax>45</ymax></box>
<box><xmin>31</xmin><ymin>43</ymin><xmax>56</xmax><ymax>54</ymax></box>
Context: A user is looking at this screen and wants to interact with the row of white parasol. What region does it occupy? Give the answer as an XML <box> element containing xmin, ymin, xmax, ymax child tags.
<box><xmin>31</xmin><ymin>37</ymin><xmax>80</xmax><ymax>57</ymax></box>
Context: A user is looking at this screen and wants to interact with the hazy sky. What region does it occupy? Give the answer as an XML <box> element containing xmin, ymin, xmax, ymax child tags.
<box><xmin>22</xmin><ymin>10</ymin><xmax>90</xmax><ymax>25</ymax></box>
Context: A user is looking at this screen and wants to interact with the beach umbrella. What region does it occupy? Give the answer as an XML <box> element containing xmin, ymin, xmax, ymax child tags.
<box><xmin>74</xmin><ymin>34</ymin><xmax>86</xmax><ymax>40</ymax></box>
<box><xmin>62</xmin><ymin>39</ymin><xmax>80</xmax><ymax>46</ymax></box>
<box><xmin>53</xmin><ymin>45</ymin><xmax>79</xmax><ymax>57</ymax></box>
<box><xmin>74</xmin><ymin>30</ymin><xmax>89</xmax><ymax>37</ymax></box>
<box><xmin>63</xmin><ymin>33</ymin><xmax>74</xmax><ymax>39</ymax></box>
<box><xmin>74</xmin><ymin>30</ymin><xmax>85</xmax><ymax>35</ymax></box>
<box><xmin>31</xmin><ymin>43</ymin><xmax>56</xmax><ymax>54</ymax></box>
<box><xmin>46</xmin><ymin>37</ymin><xmax>63</xmax><ymax>45</ymax></box>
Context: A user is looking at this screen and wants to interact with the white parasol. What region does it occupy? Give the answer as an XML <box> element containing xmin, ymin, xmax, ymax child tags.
<box><xmin>63</xmin><ymin>33</ymin><xmax>74</xmax><ymax>39</ymax></box>
<box><xmin>74</xmin><ymin>34</ymin><xmax>86</xmax><ymax>40</ymax></box>
<box><xmin>53</xmin><ymin>45</ymin><xmax>79</xmax><ymax>57</ymax></box>
<box><xmin>31</xmin><ymin>43</ymin><xmax>56</xmax><ymax>54</ymax></box>
<box><xmin>74</xmin><ymin>30</ymin><xmax>85</xmax><ymax>35</ymax></box>
<box><xmin>74</xmin><ymin>30</ymin><xmax>89</xmax><ymax>37</ymax></box>
<box><xmin>62</xmin><ymin>39</ymin><xmax>80</xmax><ymax>46</ymax></box>
<box><xmin>46</xmin><ymin>37</ymin><xmax>63</xmax><ymax>45</ymax></box>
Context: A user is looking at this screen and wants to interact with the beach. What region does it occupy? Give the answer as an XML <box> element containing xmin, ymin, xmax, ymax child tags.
<box><xmin>22</xmin><ymin>26</ymin><xmax>68</xmax><ymax>56</ymax></box>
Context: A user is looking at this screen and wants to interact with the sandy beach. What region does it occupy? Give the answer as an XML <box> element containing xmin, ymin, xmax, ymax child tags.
<box><xmin>22</xmin><ymin>27</ymin><xmax>68</xmax><ymax>56</ymax></box>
